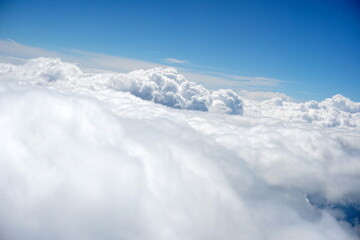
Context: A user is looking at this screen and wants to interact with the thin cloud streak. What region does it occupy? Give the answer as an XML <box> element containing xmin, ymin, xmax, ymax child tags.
<box><xmin>70</xmin><ymin>49</ymin><xmax>167</xmax><ymax>72</ymax></box>
<box><xmin>0</xmin><ymin>39</ymin><xmax>63</xmax><ymax>59</ymax></box>
<box><xmin>164</xmin><ymin>57</ymin><xmax>188</xmax><ymax>64</ymax></box>
<box><xmin>232</xmin><ymin>75</ymin><xmax>283</xmax><ymax>87</ymax></box>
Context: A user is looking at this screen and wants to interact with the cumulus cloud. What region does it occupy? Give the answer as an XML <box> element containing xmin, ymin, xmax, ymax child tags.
<box><xmin>0</xmin><ymin>57</ymin><xmax>244</xmax><ymax>114</ymax></box>
<box><xmin>243</xmin><ymin>94</ymin><xmax>360</xmax><ymax>128</ymax></box>
<box><xmin>209</xmin><ymin>89</ymin><xmax>244</xmax><ymax>115</ymax></box>
<box><xmin>0</xmin><ymin>57</ymin><xmax>360</xmax><ymax>239</ymax></box>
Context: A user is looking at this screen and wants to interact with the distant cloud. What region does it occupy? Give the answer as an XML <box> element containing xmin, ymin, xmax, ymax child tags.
<box><xmin>0</xmin><ymin>57</ymin><xmax>244</xmax><ymax>115</ymax></box>
<box><xmin>0</xmin><ymin>39</ymin><xmax>61</xmax><ymax>60</ymax></box>
<box><xmin>232</xmin><ymin>75</ymin><xmax>283</xmax><ymax>87</ymax></box>
<box><xmin>0</xmin><ymin>39</ymin><xmax>286</xmax><ymax>91</ymax></box>
<box><xmin>185</xmin><ymin>71</ymin><xmax>287</xmax><ymax>90</ymax></box>
<box><xmin>239</xmin><ymin>90</ymin><xmax>294</xmax><ymax>101</ymax></box>
<box><xmin>70</xmin><ymin>49</ymin><xmax>167</xmax><ymax>72</ymax></box>
<box><xmin>164</xmin><ymin>58</ymin><xmax>188</xmax><ymax>64</ymax></box>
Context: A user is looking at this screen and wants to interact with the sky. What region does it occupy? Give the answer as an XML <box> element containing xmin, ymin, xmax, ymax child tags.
<box><xmin>0</xmin><ymin>0</ymin><xmax>359</xmax><ymax>101</ymax></box>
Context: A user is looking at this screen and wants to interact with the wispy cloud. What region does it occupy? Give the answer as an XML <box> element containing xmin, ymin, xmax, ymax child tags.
<box><xmin>191</xmin><ymin>71</ymin><xmax>286</xmax><ymax>89</ymax></box>
<box><xmin>231</xmin><ymin>75</ymin><xmax>283</xmax><ymax>87</ymax></box>
<box><xmin>238</xmin><ymin>90</ymin><xmax>294</xmax><ymax>101</ymax></box>
<box><xmin>70</xmin><ymin>49</ymin><xmax>167</xmax><ymax>72</ymax></box>
<box><xmin>164</xmin><ymin>57</ymin><xmax>188</xmax><ymax>64</ymax></box>
<box><xmin>0</xmin><ymin>39</ymin><xmax>287</xmax><ymax>91</ymax></box>
<box><xmin>0</xmin><ymin>39</ymin><xmax>63</xmax><ymax>63</ymax></box>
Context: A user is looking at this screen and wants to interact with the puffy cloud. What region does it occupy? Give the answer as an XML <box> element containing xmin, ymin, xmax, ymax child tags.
<box><xmin>0</xmin><ymin>57</ymin><xmax>359</xmax><ymax>239</ymax></box>
<box><xmin>209</xmin><ymin>89</ymin><xmax>244</xmax><ymax>115</ymax></box>
<box><xmin>321</xmin><ymin>94</ymin><xmax>360</xmax><ymax>114</ymax></box>
<box><xmin>243</xmin><ymin>94</ymin><xmax>360</xmax><ymax>129</ymax></box>
<box><xmin>0</xmin><ymin>58</ymin><xmax>243</xmax><ymax>114</ymax></box>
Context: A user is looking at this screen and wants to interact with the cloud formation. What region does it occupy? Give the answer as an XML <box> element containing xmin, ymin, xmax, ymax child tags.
<box><xmin>0</xmin><ymin>57</ymin><xmax>244</xmax><ymax>114</ymax></box>
<box><xmin>0</xmin><ymin>57</ymin><xmax>359</xmax><ymax>239</ymax></box>
<box><xmin>243</xmin><ymin>94</ymin><xmax>360</xmax><ymax>128</ymax></box>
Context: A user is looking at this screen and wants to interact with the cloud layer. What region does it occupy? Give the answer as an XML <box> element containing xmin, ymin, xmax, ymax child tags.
<box><xmin>0</xmin><ymin>58</ymin><xmax>359</xmax><ymax>239</ymax></box>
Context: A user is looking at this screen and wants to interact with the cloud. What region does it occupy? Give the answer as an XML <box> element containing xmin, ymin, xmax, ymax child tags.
<box><xmin>239</xmin><ymin>90</ymin><xmax>294</xmax><ymax>101</ymax></box>
<box><xmin>0</xmin><ymin>39</ymin><xmax>286</xmax><ymax>90</ymax></box>
<box><xmin>243</xmin><ymin>94</ymin><xmax>360</xmax><ymax>128</ymax></box>
<box><xmin>70</xmin><ymin>49</ymin><xmax>168</xmax><ymax>72</ymax></box>
<box><xmin>0</xmin><ymin>39</ymin><xmax>65</xmax><ymax>68</ymax></box>
<box><xmin>0</xmin><ymin>57</ymin><xmax>244</xmax><ymax>115</ymax></box>
<box><xmin>232</xmin><ymin>75</ymin><xmax>284</xmax><ymax>87</ymax></box>
<box><xmin>0</xmin><ymin>57</ymin><xmax>359</xmax><ymax>239</ymax></box>
<box><xmin>0</xmin><ymin>39</ymin><xmax>62</xmax><ymax>60</ymax></box>
<box><xmin>183</xmin><ymin>70</ymin><xmax>287</xmax><ymax>90</ymax></box>
<box><xmin>164</xmin><ymin>57</ymin><xmax>188</xmax><ymax>64</ymax></box>
<box><xmin>0</xmin><ymin>39</ymin><xmax>168</xmax><ymax>72</ymax></box>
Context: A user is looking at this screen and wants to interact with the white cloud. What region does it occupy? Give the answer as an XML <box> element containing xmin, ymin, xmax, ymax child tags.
<box><xmin>0</xmin><ymin>58</ymin><xmax>244</xmax><ymax>114</ymax></box>
<box><xmin>0</xmin><ymin>57</ymin><xmax>359</xmax><ymax>239</ymax></box>
<box><xmin>164</xmin><ymin>57</ymin><xmax>188</xmax><ymax>64</ymax></box>
<box><xmin>243</xmin><ymin>94</ymin><xmax>360</xmax><ymax>128</ymax></box>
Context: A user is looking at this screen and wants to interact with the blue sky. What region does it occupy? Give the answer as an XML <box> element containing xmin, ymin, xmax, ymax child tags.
<box><xmin>0</xmin><ymin>0</ymin><xmax>359</xmax><ymax>101</ymax></box>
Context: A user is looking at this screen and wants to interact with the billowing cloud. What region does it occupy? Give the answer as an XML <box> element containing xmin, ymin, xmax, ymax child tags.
<box><xmin>243</xmin><ymin>95</ymin><xmax>360</xmax><ymax>128</ymax></box>
<box><xmin>0</xmin><ymin>57</ymin><xmax>359</xmax><ymax>239</ymax></box>
<box><xmin>0</xmin><ymin>57</ymin><xmax>244</xmax><ymax>114</ymax></box>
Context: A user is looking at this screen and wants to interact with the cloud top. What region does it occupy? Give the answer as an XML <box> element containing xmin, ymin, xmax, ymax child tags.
<box><xmin>0</xmin><ymin>57</ymin><xmax>244</xmax><ymax>115</ymax></box>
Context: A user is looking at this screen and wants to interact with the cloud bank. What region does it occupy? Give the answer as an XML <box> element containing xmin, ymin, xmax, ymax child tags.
<box><xmin>0</xmin><ymin>58</ymin><xmax>359</xmax><ymax>240</ymax></box>
<box><xmin>0</xmin><ymin>57</ymin><xmax>244</xmax><ymax>115</ymax></box>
